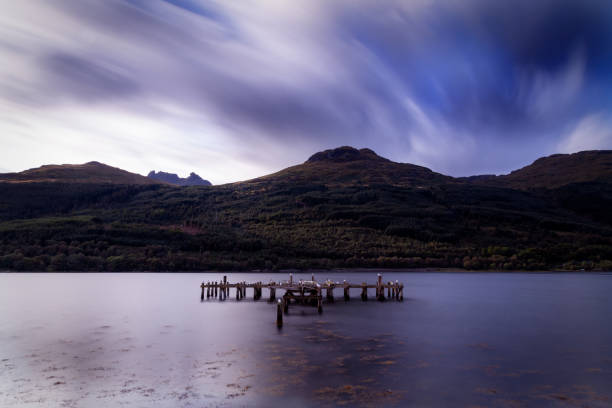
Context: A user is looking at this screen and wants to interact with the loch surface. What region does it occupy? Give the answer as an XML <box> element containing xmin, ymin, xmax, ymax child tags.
<box><xmin>1</xmin><ymin>272</ymin><xmax>611</xmax><ymax>407</ymax></box>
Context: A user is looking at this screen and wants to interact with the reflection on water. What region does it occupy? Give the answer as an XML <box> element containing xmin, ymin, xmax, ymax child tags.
<box><xmin>1</xmin><ymin>272</ymin><xmax>611</xmax><ymax>407</ymax></box>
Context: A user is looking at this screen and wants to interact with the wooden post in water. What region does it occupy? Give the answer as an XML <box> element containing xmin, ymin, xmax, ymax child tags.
<box><xmin>223</xmin><ymin>276</ymin><xmax>227</xmax><ymax>298</ymax></box>
<box><xmin>289</xmin><ymin>273</ymin><xmax>293</xmax><ymax>285</ymax></box>
<box><xmin>276</xmin><ymin>299</ymin><xmax>283</xmax><ymax>327</ymax></box>
<box><xmin>206</xmin><ymin>282</ymin><xmax>210</xmax><ymax>299</ymax></box>
<box><xmin>283</xmin><ymin>296</ymin><xmax>289</xmax><ymax>314</ymax></box>
<box><xmin>343</xmin><ymin>280</ymin><xmax>350</xmax><ymax>301</ymax></box>
<box><xmin>387</xmin><ymin>282</ymin><xmax>392</xmax><ymax>299</ymax></box>
<box><xmin>399</xmin><ymin>284</ymin><xmax>404</xmax><ymax>301</ymax></box>
<box><xmin>377</xmin><ymin>274</ymin><xmax>385</xmax><ymax>301</ymax></box>
<box><xmin>201</xmin><ymin>283</ymin><xmax>204</xmax><ymax>300</ymax></box>
<box><xmin>269</xmin><ymin>286</ymin><xmax>276</xmax><ymax>302</ymax></box>
<box><xmin>214</xmin><ymin>282</ymin><xmax>218</xmax><ymax>298</ymax></box>
<box><xmin>361</xmin><ymin>282</ymin><xmax>367</xmax><ymax>301</ymax></box>
<box><xmin>326</xmin><ymin>286</ymin><xmax>334</xmax><ymax>303</ymax></box>
<box><xmin>317</xmin><ymin>285</ymin><xmax>323</xmax><ymax>313</ymax></box>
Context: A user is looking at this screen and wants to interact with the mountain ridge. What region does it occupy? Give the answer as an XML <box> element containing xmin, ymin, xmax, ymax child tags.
<box><xmin>0</xmin><ymin>161</ymin><xmax>161</xmax><ymax>185</ymax></box>
<box><xmin>2</xmin><ymin>147</ymin><xmax>611</xmax><ymax>189</ymax></box>
<box><xmin>0</xmin><ymin>146</ymin><xmax>611</xmax><ymax>272</ymax></box>
<box><xmin>148</xmin><ymin>171</ymin><xmax>211</xmax><ymax>186</ymax></box>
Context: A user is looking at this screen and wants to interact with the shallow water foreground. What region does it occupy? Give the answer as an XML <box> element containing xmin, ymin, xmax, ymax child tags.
<box><xmin>1</xmin><ymin>272</ymin><xmax>611</xmax><ymax>407</ymax></box>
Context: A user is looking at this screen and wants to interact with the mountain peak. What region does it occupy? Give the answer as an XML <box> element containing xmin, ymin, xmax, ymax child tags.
<box><xmin>247</xmin><ymin>145</ymin><xmax>450</xmax><ymax>187</ymax></box>
<box><xmin>0</xmin><ymin>162</ymin><xmax>161</xmax><ymax>185</ymax></box>
<box><xmin>306</xmin><ymin>146</ymin><xmax>388</xmax><ymax>164</ymax></box>
<box><xmin>502</xmin><ymin>150</ymin><xmax>612</xmax><ymax>188</ymax></box>
<box><xmin>148</xmin><ymin>170</ymin><xmax>211</xmax><ymax>186</ymax></box>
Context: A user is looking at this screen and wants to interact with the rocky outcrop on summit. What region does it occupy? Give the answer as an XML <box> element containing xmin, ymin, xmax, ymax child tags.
<box><xmin>306</xmin><ymin>146</ymin><xmax>389</xmax><ymax>163</ymax></box>
<box><xmin>147</xmin><ymin>171</ymin><xmax>211</xmax><ymax>186</ymax></box>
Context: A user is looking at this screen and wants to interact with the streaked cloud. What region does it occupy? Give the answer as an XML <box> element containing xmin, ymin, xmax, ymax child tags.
<box><xmin>1</xmin><ymin>0</ymin><xmax>611</xmax><ymax>183</ymax></box>
<box><xmin>559</xmin><ymin>113</ymin><xmax>612</xmax><ymax>153</ymax></box>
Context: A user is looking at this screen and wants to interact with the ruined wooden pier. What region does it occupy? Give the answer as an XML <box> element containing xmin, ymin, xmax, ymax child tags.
<box><xmin>200</xmin><ymin>273</ymin><xmax>404</xmax><ymax>326</ymax></box>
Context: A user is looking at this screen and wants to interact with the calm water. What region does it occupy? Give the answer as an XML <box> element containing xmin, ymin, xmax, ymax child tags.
<box><xmin>1</xmin><ymin>272</ymin><xmax>611</xmax><ymax>407</ymax></box>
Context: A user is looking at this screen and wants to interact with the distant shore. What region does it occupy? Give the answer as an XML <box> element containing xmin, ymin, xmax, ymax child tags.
<box><xmin>2</xmin><ymin>268</ymin><xmax>608</xmax><ymax>273</ymax></box>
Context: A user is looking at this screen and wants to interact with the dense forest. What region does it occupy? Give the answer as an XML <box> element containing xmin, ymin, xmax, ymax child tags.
<box><xmin>1</xmin><ymin>147</ymin><xmax>611</xmax><ymax>271</ymax></box>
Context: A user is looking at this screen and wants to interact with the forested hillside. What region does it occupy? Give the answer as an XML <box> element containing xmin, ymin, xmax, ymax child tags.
<box><xmin>1</xmin><ymin>147</ymin><xmax>611</xmax><ymax>271</ymax></box>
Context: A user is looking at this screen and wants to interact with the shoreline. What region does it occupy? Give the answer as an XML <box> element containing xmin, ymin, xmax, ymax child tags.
<box><xmin>1</xmin><ymin>268</ymin><xmax>609</xmax><ymax>273</ymax></box>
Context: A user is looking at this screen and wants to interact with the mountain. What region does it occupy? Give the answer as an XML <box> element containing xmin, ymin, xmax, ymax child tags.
<box><xmin>246</xmin><ymin>146</ymin><xmax>452</xmax><ymax>187</ymax></box>
<box><xmin>462</xmin><ymin>151</ymin><xmax>612</xmax><ymax>189</ymax></box>
<box><xmin>148</xmin><ymin>171</ymin><xmax>211</xmax><ymax>186</ymax></box>
<box><xmin>0</xmin><ymin>161</ymin><xmax>161</xmax><ymax>185</ymax></box>
<box><xmin>0</xmin><ymin>147</ymin><xmax>611</xmax><ymax>272</ymax></box>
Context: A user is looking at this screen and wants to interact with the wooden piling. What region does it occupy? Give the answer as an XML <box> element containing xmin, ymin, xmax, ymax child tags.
<box><xmin>201</xmin><ymin>283</ymin><xmax>204</xmax><ymax>300</ymax></box>
<box><xmin>214</xmin><ymin>282</ymin><xmax>218</xmax><ymax>297</ymax></box>
<box><xmin>269</xmin><ymin>286</ymin><xmax>276</xmax><ymax>302</ymax></box>
<box><xmin>343</xmin><ymin>280</ymin><xmax>350</xmax><ymax>301</ymax></box>
<box><xmin>326</xmin><ymin>287</ymin><xmax>334</xmax><ymax>302</ymax></box>
<box><xmin>377</xmin><ymin>274</ymin><xmax>385</xmax><ymax>301</ymax></box>
<box><xmin>206</xmin><ymin>282</ymin><xmax>210</xmax><ymax>298</ymax></box>
<box><xmin>223</xmin><ymin>276</ymin><xmax>227</xmax><ymax>298</ymax></box>
<box><xmin>361</xmin><ymin>282</ymin><xmax>367</xmax><ymax>301</ymax></box>
<box><xmin>387</xmin><ymin>282</ymin><xmax>392</xmax><ymax>299</ymax></box>
<box><xmin>276</xmin><ymin>299</ymin><xmax>283</xmax><ymax>327</ymax></box>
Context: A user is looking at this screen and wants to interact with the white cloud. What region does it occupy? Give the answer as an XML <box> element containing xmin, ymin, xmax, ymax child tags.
<box><xmin>518</xmin><ymin>47</ymin><xmax>586</xmax><ymax>118</ymax></box>
<box><xmin>558</xmin><ymin>114</ymin><xmax>612</xmax><ymax>153</ymax></box>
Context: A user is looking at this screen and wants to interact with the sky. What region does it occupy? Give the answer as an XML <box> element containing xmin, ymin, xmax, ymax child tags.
<box><xmin>1</xmin><ymin>0</ymin><xmax>612</xmax><ymax>184</ymax></box>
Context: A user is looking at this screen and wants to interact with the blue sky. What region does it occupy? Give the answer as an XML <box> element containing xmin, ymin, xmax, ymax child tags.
<box><xmin>1</xmin><ymin>0</ymin><xmax>611</xmax><ymax>183</ymax></box>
